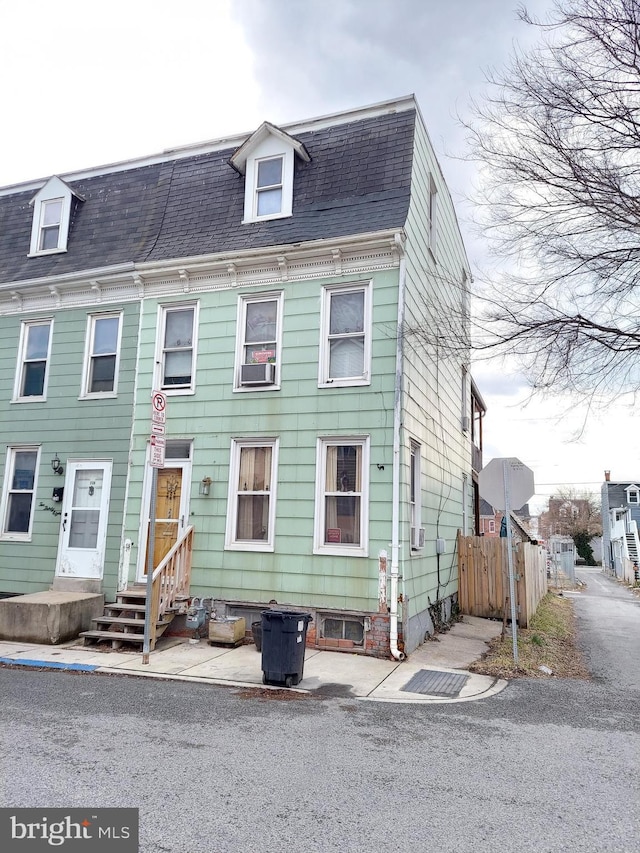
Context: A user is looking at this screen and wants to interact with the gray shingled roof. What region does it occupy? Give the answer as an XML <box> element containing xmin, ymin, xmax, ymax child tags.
<box><xmin>604</xmin><ymin>482</ymin><xmax>639</xmax><ymax>509</ymax></box>
<box><xmin>0</xmin><ymin>110</ymin><xmax>415</xmax><ymax>284</ymax></box>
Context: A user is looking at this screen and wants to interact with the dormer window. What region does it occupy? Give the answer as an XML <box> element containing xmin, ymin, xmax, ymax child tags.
<box><xmin>627</xmin><ymin>486</ymin><xmax>640</xmax><ymax>505</ymax></box>
<box><xmin>230</xmin><ymin>121</ymin><xmax>310</xmax><ymax>224</ymax></box>
<box><xmin>28</xmin><ymin>176</ymin><xmax>83</xmax><ymax>257</ymax></box>
<box><xmin>38</xmin><ymin>199</ymin><xmax>63</xmax><ymax>251</ymax></box>
<box><xmin>256</xmin><ymin>156</ymin><xmax>284</xmax><ymax>217</ymax></box>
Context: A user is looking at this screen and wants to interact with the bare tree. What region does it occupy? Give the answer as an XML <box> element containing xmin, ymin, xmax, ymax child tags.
<box><xmin>538</xmin><ymin>487</ymin><xmax>602</xmax><ymax>562</ymax></box>
<box><xmin>465</xmin><ymin>0</ymin><xmax>640</xmax><ymax>398</ymax></box>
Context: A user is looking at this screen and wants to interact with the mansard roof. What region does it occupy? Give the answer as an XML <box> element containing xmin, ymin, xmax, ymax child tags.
<box><xmin>0</xmin><ymin>102</ymin><xmax>416</xmax><ymax>285</ymax></box>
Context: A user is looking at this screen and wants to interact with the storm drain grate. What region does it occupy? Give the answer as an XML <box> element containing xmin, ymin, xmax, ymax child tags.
<box><xmin>401</xmin><ymin>669</ymin><xmax>469</xmax><ymax>698</ymax></box>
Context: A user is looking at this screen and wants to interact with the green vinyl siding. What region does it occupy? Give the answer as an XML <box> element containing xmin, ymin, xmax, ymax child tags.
<box><xmin>124</xmin><ymin>270</ymin><xmax>401</xmax><ymax>611</ymax></box>
<box><xmin>0</xmin><ymin>303</ymin><xmax>139</xmax><ymax>596</ymax></box>
<box><xmin>400</xmin><ymin>108</ymin><xmax>472</xmax><ymax>639</ymax></box>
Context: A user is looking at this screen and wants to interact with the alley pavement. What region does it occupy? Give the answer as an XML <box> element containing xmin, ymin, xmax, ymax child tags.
<box><xmin>0</xmin><ymin>615</ymin><xmax>507</xmax><ymax>704</ymax></box>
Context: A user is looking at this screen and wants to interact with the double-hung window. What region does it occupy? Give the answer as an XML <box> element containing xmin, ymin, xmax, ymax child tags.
<box><xmin>315</xmin><ymin>437</ymin><xmax>369</xmax><ymax>556</ymax></box>
<box><xmin>14</xmin><ymin>320</ymin><xmax>52</xmax><ymax>400</ymax></box>
<box><xmin>82</xmin><ymin>313</ymin><xmax>122</xmax><ymax>396</ymax></box>
<box><xmin>226</xmin><ymin>439</ymin><xmax>278</xmax><ymax>551</ymax></box>
<box><xmin>235</xmin><ymin>293</ymin><xmax>282</xmax><ymax>389</ymax></box>
<box><xmin>410</xmin><ymin>442</ymin><xmax>423</xmax><ymax>550</ymax></box>
<box><xmin>319</xmin><ymin>283</ymin><xmax>372</xmax><ymax>386</ymax></box>
<box><xmin>158</xmin><ymin>304</ymin><xmax>197</xmax><ymax>393</ymax></box>
<box><xmin>1</xmin><ymin>447</ymin><xmax>40</xmax><ymax>539</ymax></box>
<box><xmin>38</xmin><ymin>199</ymin><xmax>63</xmax><ymax>251</ymax></box>
<box><xmin>255</xmin><ymin>157</ymin><xmax>284</xmax><ymax>217</ymax></box>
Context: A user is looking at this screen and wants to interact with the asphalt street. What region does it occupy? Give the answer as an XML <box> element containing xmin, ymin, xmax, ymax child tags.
<box><xmin>1</xmin><ymin>570</ymin><xmax>639</xmax><ymax>853</ymax></box>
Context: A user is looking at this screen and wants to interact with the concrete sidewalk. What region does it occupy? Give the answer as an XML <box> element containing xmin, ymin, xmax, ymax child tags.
<box><xmin>0</xmin><ymin>615</ymin><xmax>507</xmax><ymax>704</ymax></box>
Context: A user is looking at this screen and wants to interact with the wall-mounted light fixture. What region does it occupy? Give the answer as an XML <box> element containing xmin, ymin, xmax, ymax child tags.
<box><xmin>51</xmin><ymin>453</ymin><xmax>64</xmax><ymax>475</ymax></box>
<box><xmin>199</xmin><ymin>477</ymin><xmax>212</xmax><ymax>496</ymax></box>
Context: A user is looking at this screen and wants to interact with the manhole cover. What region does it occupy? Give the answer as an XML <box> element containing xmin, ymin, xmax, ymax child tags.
<box><xmin>401</xmin><ymin>669</ymin><xmax>469</xmax><ymax>698</ymax></box>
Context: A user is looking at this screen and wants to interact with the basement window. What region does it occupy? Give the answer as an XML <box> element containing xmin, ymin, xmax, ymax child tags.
<box><xmin>323</xmin><ymin>617</ymin><xmax>364</xmax><ymax>645</ymax></box>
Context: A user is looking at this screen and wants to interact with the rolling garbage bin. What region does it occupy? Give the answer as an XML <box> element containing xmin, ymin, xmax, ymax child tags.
<box><xmin>261</xmin><ymin>610</ymin><xmax>312</xmax><ymax>687</ymax></box>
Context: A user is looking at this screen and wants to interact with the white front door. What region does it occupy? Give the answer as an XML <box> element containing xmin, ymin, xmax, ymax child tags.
<box><xmin>55</xmin><ymin>460</ymin><xmax>113</xmax><ymax>579</ymax></box>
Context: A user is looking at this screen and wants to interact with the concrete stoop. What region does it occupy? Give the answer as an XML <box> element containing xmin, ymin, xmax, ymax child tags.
<box><xmin>0</xmin><ymin>591</ymin><xmax>104</xmax><ymax>644</ymax></box>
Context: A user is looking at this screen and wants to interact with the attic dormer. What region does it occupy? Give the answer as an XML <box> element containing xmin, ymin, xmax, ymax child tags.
<box><xmin>230</xmin><ymin>121</ymin><xmax>311</xmax><ymax>224</ymax></box>
<box><xmin>625</xmin><ymin>484</ymin><xmax>640</xmax><ymax>505</ymax></box>
<box><xmin>28</xmin><ymin>176</ymin><xmax>83</xmax><ymax>257</ymax></box>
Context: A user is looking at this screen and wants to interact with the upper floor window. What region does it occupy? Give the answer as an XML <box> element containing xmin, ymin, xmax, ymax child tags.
<box><xmin>14</xmin><ymin>320</ymin><xmax>52</xmax><ymax>401</ymax></box>
<box><xmin>235</xmin><ymin>293</ymin><xmax>283</xmax><ymax>390</ymax></box>
<box><xmin>1</xmin><ymin>447</ymin><xmax>40</xmax><ymax>540</ymax></box>
<box><xmin>225</xmin><ymin>438</ymin><xmax>278</xmax><ymax>552</ymax></box>
<box><xmin>230</xmin><ymin>121</ymin><xmax>310</xmax><ymax>224</ymax></box>
<box><xmin>410</xmin><ymin>442</ymin><xmax>423</xmax><ymax>550</ymax></box>
<box><xmin>28</xmin><ymin>176</ymin><xmax>81</xmax><ymax>256</ymax></box>
<box><xmin>157</xmin><ymin>304</ymin><xmax>198</xmax><ymax>394</ymax></box>
<box><xmin>256</xmin><ymin>157</ymin><xmax>284</xmax><ymax>217</ymax></box>
<box><xmin>314</xmin><ymin>436</ymin><xmax>369</xmax><ymax>556</ymax></box>
<box><xmin>627</xmin><ymin>487</ymin><xmax>640</xmax><ymax>505</ymax></box>
<box><xmin>81</xmin><ymin>313</ymin><xmax>122</xmax><ymax>397</ymax></box>
<box><xmin>319</xmin><ymin>283</ymin><xmax>372</xmax><ymax>387</ymax></box>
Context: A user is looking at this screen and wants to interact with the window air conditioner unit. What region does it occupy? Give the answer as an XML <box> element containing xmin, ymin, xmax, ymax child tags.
<box><xmin>240</xmin><ymin>362</ymin><xmax>275</xmax><ymax>385</ymax></box>
<box><xmin>411</xmin><ymin>526</ymin><xmax>425</xmax><ymax>549</ymax></box>
<box><xmin>461</xmin><ymin>415</ymin><xmax>470</xmax><ymax>432</ymax></box>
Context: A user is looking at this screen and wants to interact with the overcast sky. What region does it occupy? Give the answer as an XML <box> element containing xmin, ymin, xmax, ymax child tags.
<box><xmin>1</xmin><ymin>0</ymin><xmax>629</xmax><ymax>510</ymax></box>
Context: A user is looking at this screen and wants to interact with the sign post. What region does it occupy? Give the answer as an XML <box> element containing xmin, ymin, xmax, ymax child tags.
<box><xmin>143</xmin><ymin>391</ymin><xmax>167</xmax><ymax>664</ymax></box>
<box><xmin>478</xmin><ymin>457</ymin><xmax>535</xmax><ymax>666</ymax></box>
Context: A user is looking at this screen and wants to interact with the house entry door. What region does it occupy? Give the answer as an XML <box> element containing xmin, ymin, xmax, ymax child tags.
<box><xmin>55</xmin><ymin>460</ymin><xmax>113</xmax><ymax>579</ymax></box>
<box><xmin>137</xmin><ymin>444</ymin><xmax>191</xmax><ymax>580</ymax></box>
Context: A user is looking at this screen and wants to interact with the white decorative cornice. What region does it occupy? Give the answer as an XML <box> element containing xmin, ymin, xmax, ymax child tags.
<box><xmin>0</xmin><ymin>230</ymin><xmax>403</xmax><ymax>316</ymax></box>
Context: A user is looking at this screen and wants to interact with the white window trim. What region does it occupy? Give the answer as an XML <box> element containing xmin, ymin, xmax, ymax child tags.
<box><xmin>627</xmin><ymin>487</ymin><xmax>640</xmax><ymax>505</ymax></box>
<box><xmin>410</xmin><ymin>442</ymin><xmax>422</xmax><ymax>550</ymax></box>
<box><xmin>155</xmin><ymin>302</ymin><xmax>199</xmax><ymax>396</ymax></box>
<box><xmin>318</xmin><ymin>282</ymin><xmax>372</xmax><ymax>388</ymax></box>
<box><xmin>242</xmin><ymin>148</ymin><xmax>294</xmax><ymax>224</ymax></box>
<box><xmin>79</xmin><ymin>311</ymin><xmax>123</xmax><ymax>399</ymax></box>
<box><xmin>234</xmin><ymin>292</ymin><xmax>284</xmax><ymax>391</ymax></box>
<box><xmin>28</xmin><ymin>177</ymin><xmax>76</xmax><ymax>256</ymax></box>
<box><xmin>13</xmin><ymin>319</ymin><xmax>53</xmax><ymax>402</ymax></box>
<box><xmin>314</xmin><ymin>435</ymin><xmax>369</xmax><ymax>557</ymax></box>
<box><xmin>225</xmin><ymin>437</ymin><xmax>279</xmax><ymax>552</ymax></box>
<box><xmin>0</xmin><ymin>446</ymin><xmax>41</xmax><ymax>541</ymax></box>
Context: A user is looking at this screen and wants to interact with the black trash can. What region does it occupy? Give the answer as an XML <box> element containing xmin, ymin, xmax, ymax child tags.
<box><xmin>261</xmin><ymin>610</ymin><xmax>312</xmax><ymax>687</ymax></box>
<box><xmin>251</xmin><ymin>621</ymin><xmax>262</xmax><ymax>652</ymax></box>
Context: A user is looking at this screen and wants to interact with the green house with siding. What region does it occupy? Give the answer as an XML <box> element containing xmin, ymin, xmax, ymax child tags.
<box><xmin>0</xmin><ymin>96</ymin><xmax>478</xmax><ymax>657</ymax></box>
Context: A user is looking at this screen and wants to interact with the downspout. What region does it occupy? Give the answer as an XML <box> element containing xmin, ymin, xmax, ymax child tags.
<box><xmin>390</xmin><ymin>232</ymin><xmax>406</xmax><ymax>660</ymax></box>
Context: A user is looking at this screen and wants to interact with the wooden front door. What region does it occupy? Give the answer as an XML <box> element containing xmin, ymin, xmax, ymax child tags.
<box><xmin>138</xmin><ymin>460</ymin><xmax>191</xmax><ymax>578</ymax></box>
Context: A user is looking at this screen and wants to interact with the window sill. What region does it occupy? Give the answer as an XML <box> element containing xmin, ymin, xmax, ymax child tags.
<box><xmin>225</xmin><ymin>542</ymin><xmax>275</xmax><ymax>553</ymax></box>
<box><xmin>160</xmin><ymin>387</ymin><xmax>196</xmax><ymax>397</ymax></box>
<box><xmin>318</xmin><ymin>378</ymin><xmax>370</xmax><ymax>389</ymax></box>
<box><xmin>27</xmin><ymin>248</ymin><xmax>68</xmax><ymax>258</ymax></box>
<box><xmin>78</xmin><ymin>392</ymin><xmax>118</xmax><ymax>401</ymax></box>
<box><xmin>11</xmin><ymin>396</ymin><xmax>47</xmax><ymax>403</ymax></box>
<box><xmin>241</xmin><ymin>212</ymin><xmax>292</xmax><ymax>225</ymax></box>
<box><xmin>314</xmin><ymin>545</ymin><xmax>368</xmax><ymax>558</ymax></box>
<box><xmin>0</xmin><ymin>533</ymin><xmax>32</xmax><ymax>542</ymax></box>
<box><xmin>233</xmin><ymin>384</ymin><xmax>281</xmax><ymax>393</ymax></box>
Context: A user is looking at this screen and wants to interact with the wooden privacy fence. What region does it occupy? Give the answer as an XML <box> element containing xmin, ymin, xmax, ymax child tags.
<box><xmin>457</xmin><ymin>533</ymin><xmax>548</xmax><ymax>628</ymax></box>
